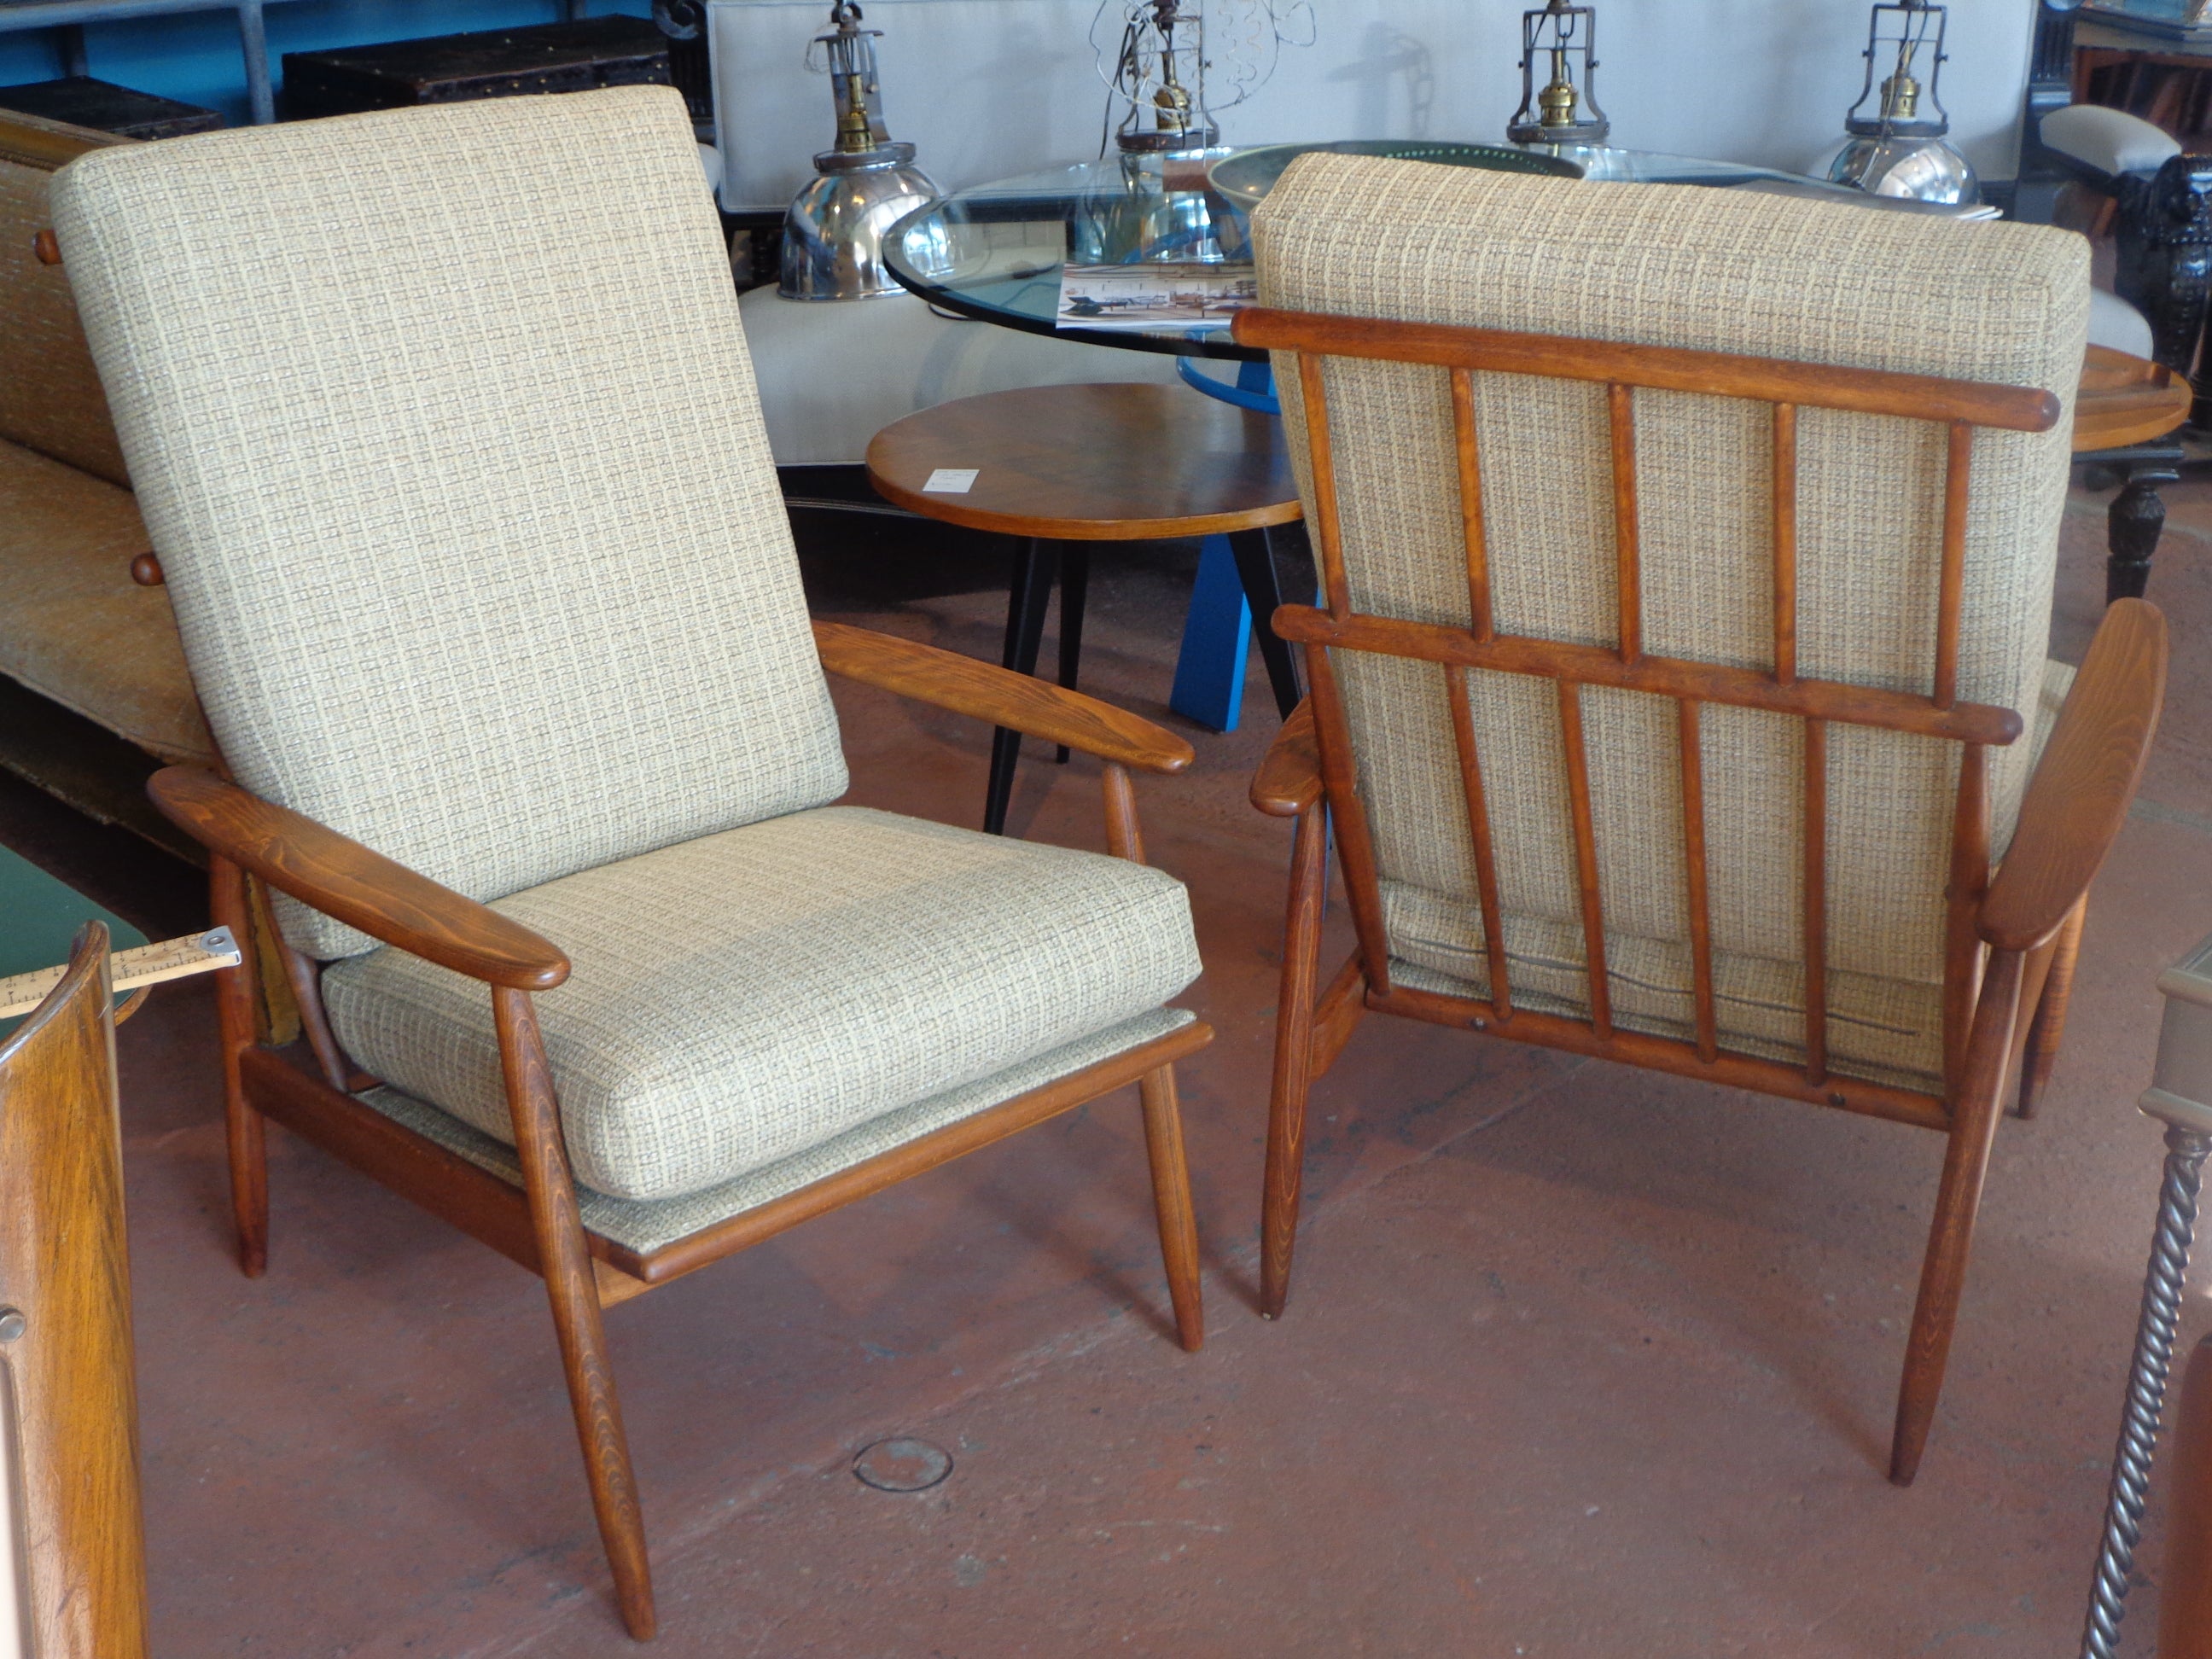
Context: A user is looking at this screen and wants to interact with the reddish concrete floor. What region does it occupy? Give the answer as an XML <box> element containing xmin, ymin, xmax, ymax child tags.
<box><xmin>23</xmin><ymin>481</ymin><xmax>2212</xmax><ymax>1655</ymax></box>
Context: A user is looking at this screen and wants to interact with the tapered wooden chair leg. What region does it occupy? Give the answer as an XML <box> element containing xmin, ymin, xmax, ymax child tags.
<box><xmin>494</xmin><ymin>988</ymin><xmax>656</xmax><ymax>1639</ymax></box>
<box><xmin>209</xmin><ymin>857</ymin><xmax>269</xmax><ymax>1278</ymax></box>
<box><xmin>1261</xmin><ymin>807</ymin><xmax>1329</xmax><ymax>1319</ymax></box>
<box><xmin>1891</xmin><ymin>950</ymin><xmax>2026</xmax><ymax>1486</ymax></box>
<box><xmin>1138</xmin><ymin>1064</ymin><xmax>1204</xmax><ymax>1352</ymax></box>
<box><xmin>2017</xmin><ymin>899</ymin><xmax>2087</xmax><ymax>1119</ymax></box>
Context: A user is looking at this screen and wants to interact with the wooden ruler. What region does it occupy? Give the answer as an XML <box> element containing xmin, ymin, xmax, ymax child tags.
<box><xmin>0</xmin><ymin>928</ymin><xmax>242</xmax><ymax>1021</ymax></box>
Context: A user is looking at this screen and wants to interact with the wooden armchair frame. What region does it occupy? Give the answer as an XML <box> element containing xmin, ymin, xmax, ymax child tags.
<box><xmin>1235</xmin><ymin>305</ymin><xmax>2168</xmax><ymax>1488</ymax></box>
<box><xmin>0</xmin><ymin>926</ymin><xmax>151</xmax><ymax>1658</ymax></box>
<box><xmin>148</xmin><ymin>617</ymin><xmax>1208</xmax><ymax>1641</ymax></box>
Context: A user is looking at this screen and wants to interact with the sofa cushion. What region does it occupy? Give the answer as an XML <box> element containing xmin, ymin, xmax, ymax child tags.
<box><xmin>0</xmin><ymin>438</ymin><xmax>212</xmax><ymax>763</ymax></box>
<box><xmin>322</xmin><ymin>806</ymin><xmax>1202</xmax><ymax>1201</ymax></box>
<box><xmin>0</xmin><ymin>114</ymin><xmax>131</xmax><ymax>486</ymax></box>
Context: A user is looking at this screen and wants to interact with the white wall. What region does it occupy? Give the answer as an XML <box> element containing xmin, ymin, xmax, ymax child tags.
<box><xmin>711</xmin><ymin>0</ymin><xmax>2036</xmax><ymax>212</ymax></box>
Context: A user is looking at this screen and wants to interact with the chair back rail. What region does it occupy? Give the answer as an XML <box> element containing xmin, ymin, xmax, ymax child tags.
<box><xmin>1235</xmin><ymin>305</ymin><xmax>2061</xmax><ymax>1108</ymax></box>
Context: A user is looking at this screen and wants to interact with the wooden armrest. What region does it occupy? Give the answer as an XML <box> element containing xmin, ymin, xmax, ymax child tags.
<box><xmin>147</xmin><ymin>768</ymin><xmax>570</xmax><ymax>991</ymax></box>
<box><xmin>812</xmin><ymin>620</ymin><xmax>1193</xmax><ymax>775</ymax></box>
<box><xmin>1982</xmin><ymin>598</ymin><xmax>2167</xmax><ymax>952</ymax></box>
<box><xmin>1250</xmin><ymin>698</ymin><xmax>1322</xmax><ymax>818</ymax></box>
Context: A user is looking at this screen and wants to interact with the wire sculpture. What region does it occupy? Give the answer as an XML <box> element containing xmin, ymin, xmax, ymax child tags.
<box><xmin>1091</xmin><ymin>0</ymin><xmax>1316</xmax><ymax>154</ymax></box>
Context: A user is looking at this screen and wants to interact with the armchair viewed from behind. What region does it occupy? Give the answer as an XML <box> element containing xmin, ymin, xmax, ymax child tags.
<box><xmin>1240</xmin><ymin>154</ymin><xmax>2166</xmax><ymax>1487</ymax></box>
<box><xmin>48</xmin><ymin>87</ymin><xmax>1210</xmax><ymax>1640</ymax></box>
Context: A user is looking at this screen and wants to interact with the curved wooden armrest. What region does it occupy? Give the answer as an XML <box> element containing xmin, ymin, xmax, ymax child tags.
<box><xmin>812</xmin><ymin>620</ymin><xmax>1194</xmax><ymax>775</ymax></box>
<box><xmin>148</xmin><ymin>767</ymin><xmax>570</xmax><ymax>991</ymax></box>
<box><xmin>1251</xmin><ymin>698</ymin><xmax>1322</xmax><ymax>818</ymax></box>
<box><xmin>1981</xmin><ymin>598</ymin><xmax>2168</xmax><ymax>952</ymax></box>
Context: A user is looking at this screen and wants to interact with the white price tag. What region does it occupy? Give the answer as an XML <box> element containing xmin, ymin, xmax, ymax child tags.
<box><xmin>923</xmin><ymin>468</ymin><xmax>979</xmax><ymax>494</ymax></box>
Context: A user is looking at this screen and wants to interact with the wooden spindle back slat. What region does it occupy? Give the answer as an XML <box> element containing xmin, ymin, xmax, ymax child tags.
<box><xmin>1445</xmin><ymin>665</ymin><xmax>1513</xmax><ymax>1019</ymax></box>
<box><xmin>1678</xmin><ymin>698</ymin><xmax>1718</xmax><ymax>1063</ymax></box>
<box><xmin>1935</xmin><ymin>422</ymin><xmax>1972</xmax><ymax>710</ymax></box>
<box><xmin>1450</xmin><ymin>367</ymin><xmax>1494</xmax><ymax>642</ymax></box>
<box><xmin>1773</xmin><ymin>402</ymin><xmax>1799</xmax><ymax>686</ymax></box>
<box><xmin>1302</xmin><ymin>640</ymin><xmax>1394</xmax><ymax>995</ymax></box>
<box><xmin>1609</xmin><ymin>382</ymin><xmax>1642</xmax><ymax>665</ymax></box>
<box><xmin>1941</xmin><ymin>742</ymin><xmax>1991</xmax><ymax>1092</ymax></box>
<box><xmin>1556</xmin><ymin>679</ymin><xmax>1614</xmax><ymax>1039</ymax></box>
<box><xmin>1803</xmin><ymin>718</ymin><xmax>1831</xmax><ymax>1086</ymax></box>
<box><xmin>1295</xmin><ymin>353</ymin><xmax>1352</xmax><ymax>620</ymax></box>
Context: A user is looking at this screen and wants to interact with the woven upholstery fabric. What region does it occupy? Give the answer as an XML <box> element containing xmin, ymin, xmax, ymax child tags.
<box><xmin>1252</xmin><ymin>156</ymin><xmax>2087</xmax><ymax>1092</ymax></box>
<box><xmin>1380</xmin><ymin>658</ymin><xmax>2075</xmax><ymax>1092</ymax></box>
<box><xmin>355</xmin><ymin>1007</ymin><xmax>1195</xmax><ymax>1255</ymax></box>
<box><xmin>0</xmin><ymin>118</ymin><xmax>131</xmax><ymax>485</ymax></box>
<box><xmin>0</xmin><ymin>440</ymin><xmax>213</xmax><ymax>762</ymax></box>
<box><xmin>50</xmin><ymin>88</ymin><xmax>847</xmax><ymax>958</ymax></box>
<box><xmin>322</xmin><ymin>806</ymin><xmax>1202</xmax><ymax>1201</ymax></box>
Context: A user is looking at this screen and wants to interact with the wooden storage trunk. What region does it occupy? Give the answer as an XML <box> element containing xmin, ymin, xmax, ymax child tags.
<box><xmin>280</xmin><ymin>17</ymin><xmax>672</xmax><ymax>121</ymax></box>
<box><xmin>0</xmin><ymin>78</ymin><xmax>220</xmax><ymax>141</ymax></box>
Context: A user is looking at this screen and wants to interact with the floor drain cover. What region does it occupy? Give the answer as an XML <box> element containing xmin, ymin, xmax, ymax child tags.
<box><xmin>853</xmin><ymin>1437</ymin><xmax>952</xmax><ymax>1493</ymax></box>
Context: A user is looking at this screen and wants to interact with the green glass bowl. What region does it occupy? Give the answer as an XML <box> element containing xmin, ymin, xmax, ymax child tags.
<box><xmin>1207</xmin><ymin>139</ymin><xmax>1584</xmax><ymax>212</ymax></box>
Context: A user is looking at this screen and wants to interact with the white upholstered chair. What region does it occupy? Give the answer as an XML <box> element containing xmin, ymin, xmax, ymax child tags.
<box><xmin>49</xmin><ymin>87</ymin><xmax>1209</xmax><ymax>1639</ymax></box>
<box><xmin>1238</xmin><ymin>154</ymin><xmax>2167</xmax><ymax>1487</ymax></box>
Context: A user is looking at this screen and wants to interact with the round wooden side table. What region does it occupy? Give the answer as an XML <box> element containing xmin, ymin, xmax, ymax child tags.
<box><xmin>867</xmin><ymin>381</ymin><xmax>1305</xmax><ymax>834</ymax></box>
<box><xmin>2075</xmin><ymin>345</ymin><xmax>2196</xmax><ymax>603</ymax></box>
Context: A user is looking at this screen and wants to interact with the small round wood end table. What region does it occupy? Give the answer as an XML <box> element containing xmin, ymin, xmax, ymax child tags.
<box><xmin>867</xmin><ymin>382</ymin><xmax>1305</xmax><ymax>834</ymax></box>
<box><xmin>2075</xmin><ymin>345</ymin><xmax>2196</xmax><ymax>603</ymax></box>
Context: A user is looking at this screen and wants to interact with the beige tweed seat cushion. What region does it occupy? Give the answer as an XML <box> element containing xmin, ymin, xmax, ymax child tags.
<box><xmin>0</xmin><ymin>439</ymin><xmax>214</xmax><ymax>763</ymax></box>
<box><xmin>1250</xmin><ymin>155</ymin><xmax>2090</xmax><ymax>1096</ymax></box>
<box><xmin>322</xmin><ymin>806</ymin><xmax>1203</xmax><ymax>1203</ymax></box>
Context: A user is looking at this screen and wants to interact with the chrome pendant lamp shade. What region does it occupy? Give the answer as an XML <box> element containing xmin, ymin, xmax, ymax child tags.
<box><xmin>1826</xmin><ymin>0</ymin><xmax>1979</xmax><ymax>207</ymax></box>
<box><xmin>778</xmin><ymin>1</ymin><xmax>947</xmax><ymax>301</ymax></box>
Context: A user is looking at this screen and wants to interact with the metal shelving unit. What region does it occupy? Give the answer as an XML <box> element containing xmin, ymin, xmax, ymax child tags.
<box><xmin>0</xmin><ymin>0</ymin><xmax>587</xmax><ymax>124</ymax></box>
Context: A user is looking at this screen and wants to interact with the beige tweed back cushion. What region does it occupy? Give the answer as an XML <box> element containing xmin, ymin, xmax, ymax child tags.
<box><xmin>1251</xmin><ymin>156</ymin><xmax>2087</xmax><ymax>1085</ymax></box>
<box><xmin>51</xmin><ymin>88</ymin><xmax>847</xmax><ymax>958</ymax></box>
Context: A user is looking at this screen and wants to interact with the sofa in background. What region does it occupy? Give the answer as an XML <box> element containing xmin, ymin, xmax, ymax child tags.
<box><xmin>1</xmin><ymin>107</ymin><xmax>213</xmax><ymax>854</ymax></box>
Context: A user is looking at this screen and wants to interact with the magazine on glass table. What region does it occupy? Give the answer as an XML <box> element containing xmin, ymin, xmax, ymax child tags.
<box><xmin>1056</xmin><ymin>262</ymin><xmax>1258</xmax><ymax>332</ymax></box>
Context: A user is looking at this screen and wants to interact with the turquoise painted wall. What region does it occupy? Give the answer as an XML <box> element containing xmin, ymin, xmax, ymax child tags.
<box><xmin>0</xmin><ymin>0</ymin><xmax>650</xmax><ymax>126</ymax></box>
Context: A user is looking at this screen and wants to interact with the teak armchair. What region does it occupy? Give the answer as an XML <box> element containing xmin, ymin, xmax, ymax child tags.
<box><xmin>48</xmin><ymin>89</ymin><xmax>1209</xmax><ymax>1639</ymax></box>
<box><xmin>1241</xmin><ymin>154</ymin><xmax>2168</xmax><ymax>1486</ymax></box>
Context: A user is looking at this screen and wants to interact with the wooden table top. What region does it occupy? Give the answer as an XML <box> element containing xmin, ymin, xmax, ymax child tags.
<box><xmin>2076</xmin><ymin>345</ymin><xmax>2192</xmax><ymax>452</ymax></box>
<box><xmin>870</xmin><ymin>350</ymin><xmax>2187</xmax><ymax>542</ymax></box>
<box><xmin>866</xmin><ymin>382</ymin><xmax>1303</xmax><ymax>540</ymax></box>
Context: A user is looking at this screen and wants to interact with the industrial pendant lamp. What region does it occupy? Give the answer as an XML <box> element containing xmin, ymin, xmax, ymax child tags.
<box><xmin>1827</xmin><ymin>0</ymin><xmax>1978</xmax><ymax>206</ymax></box>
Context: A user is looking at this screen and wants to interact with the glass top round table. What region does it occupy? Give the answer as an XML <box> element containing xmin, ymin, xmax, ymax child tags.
<box><xmin>883</xmin><ymin>143</ymin><xmax>1995</xmax><ymax>363</ymax></box>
